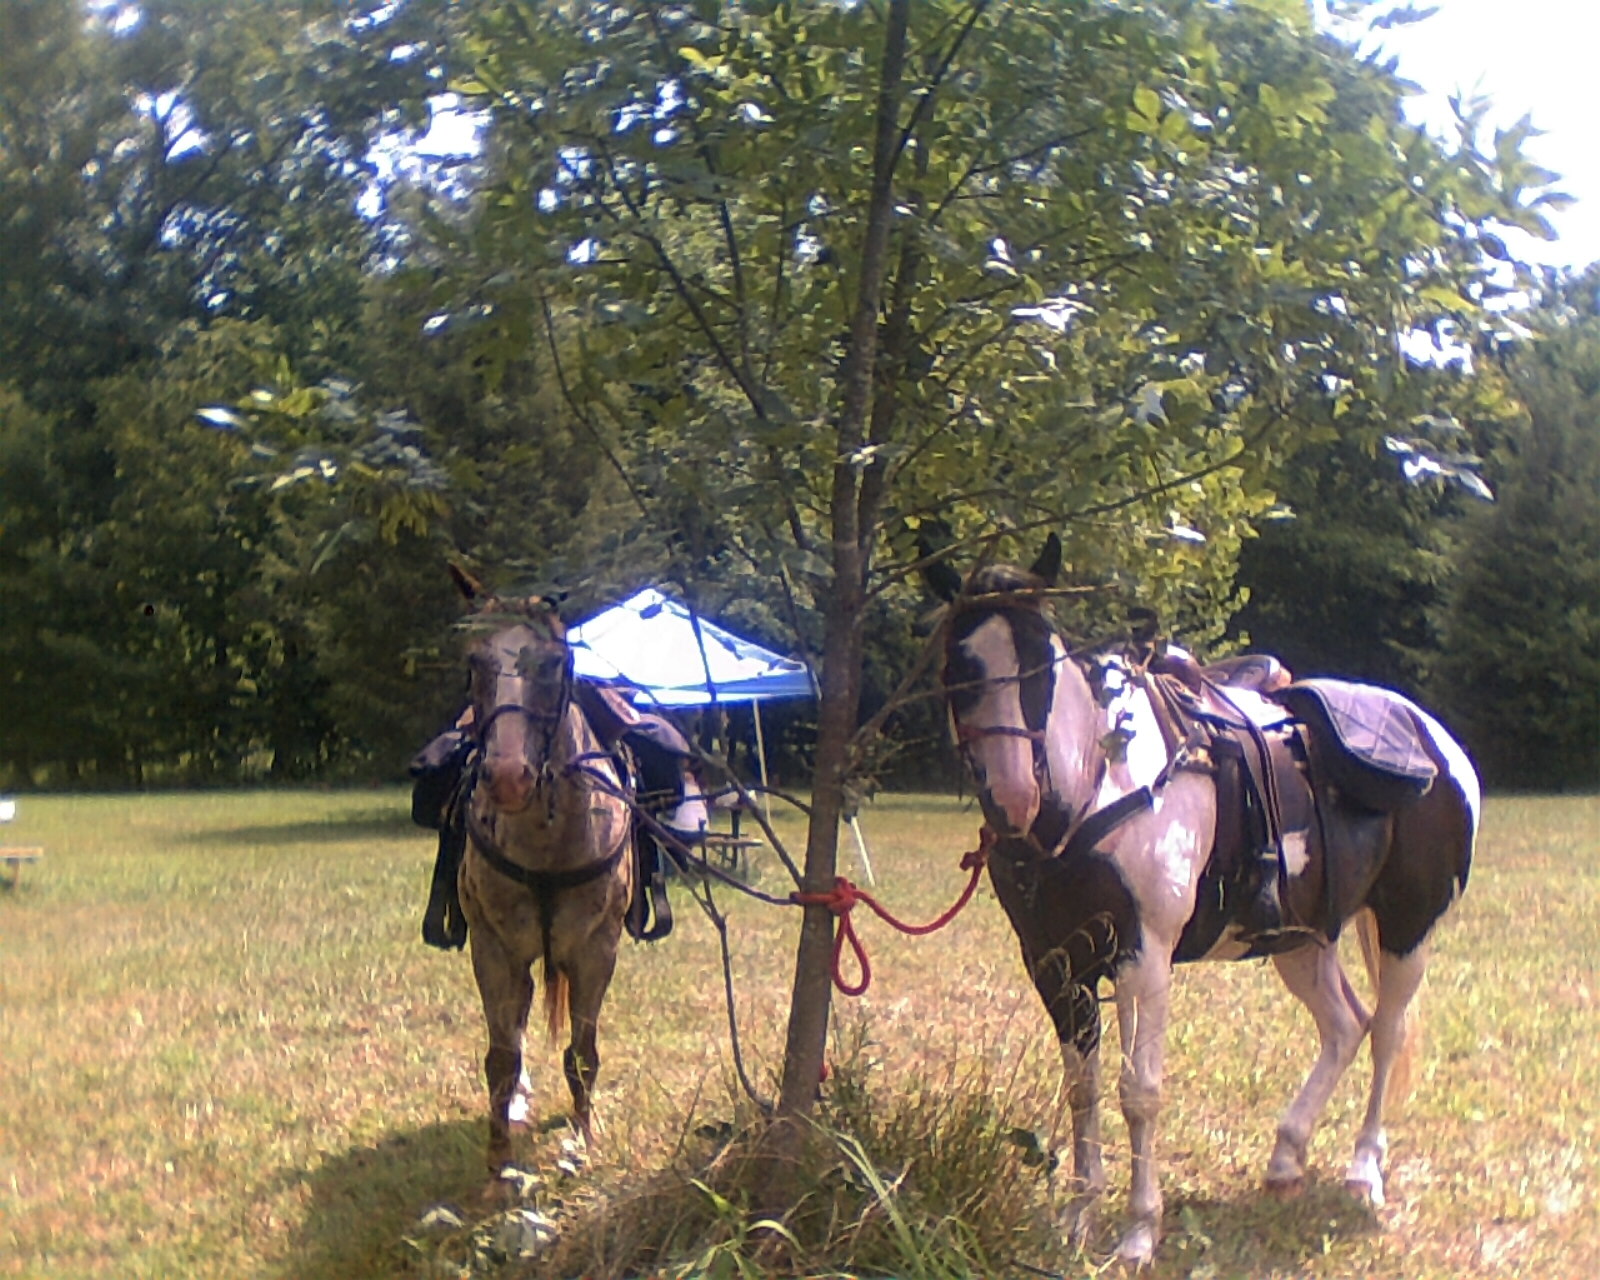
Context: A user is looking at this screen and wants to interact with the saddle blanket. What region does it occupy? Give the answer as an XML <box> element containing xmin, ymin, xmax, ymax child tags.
<box><xmin>1277</xmin><ymin>679</ymin><xmax>1437</xmax><ymax>802</ymax></box>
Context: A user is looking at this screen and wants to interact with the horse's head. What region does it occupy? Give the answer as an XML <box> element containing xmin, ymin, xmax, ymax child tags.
<box><xmin>930</xmin><ymin>536</ymin><xmax>1065</xmax><ymax>838</ymax></box>
<box><xmin>461</xmin><ymin>593</ymin><xmax>574</xmax><ymax>814</ymax></box>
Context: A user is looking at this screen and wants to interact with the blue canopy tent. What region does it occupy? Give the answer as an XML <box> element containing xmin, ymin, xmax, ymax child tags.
<box><xmin>567</xmin><ymin>589</ymin><xmax>817</xmax><ymax>849</ymax></box>
<box><xmin>567</xmin><ymin>588</ymin><xmax>813</xmax><ymax>707</ymax></box>
<box><xmin>567</xmin><ymin>589</ymin><xmax>878</xmax><ymax>884</ymax></box>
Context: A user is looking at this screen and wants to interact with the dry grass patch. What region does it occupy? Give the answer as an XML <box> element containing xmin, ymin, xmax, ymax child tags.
<box><xmin>1</xmin><ymin>790</ymin><xmax>1596</xmax><ymax>1278</ymax></box>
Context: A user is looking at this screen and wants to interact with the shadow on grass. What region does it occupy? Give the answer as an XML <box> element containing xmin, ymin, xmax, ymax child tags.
<box><xmin>1154</xmin><ymin>1178</ymin><xmax>1381</xmax><ymax>1275</ymax></box>
<box><xmin>273</xmin><ymin>1118</ymin><xmax>487</xmax><ymax>1280</ymax></box>
<box><xmin>185</xmin><ymin>809</ymin><xmax>421</xmax><ymax>847</ymax></box>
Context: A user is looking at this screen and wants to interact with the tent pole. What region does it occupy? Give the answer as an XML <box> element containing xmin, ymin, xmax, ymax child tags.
<box><xmin>848</xmin><ymin>814</ymin><xmax>877</xmax><ymax>887</ymax></box>
<box><xmin>752</xmin><ymin>700</ymin><xmax>772</xmax><ymax>826</ymax></box>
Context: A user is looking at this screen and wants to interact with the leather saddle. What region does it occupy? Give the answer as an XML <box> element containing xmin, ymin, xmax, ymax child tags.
<box><xmin>1141</xmin><ymin>656</ymin><xmax>1306</xmax><ymax>956</ymax></box>
<box><xmin>1145</xmin><ymin>652</ymin><xmax>1441</xmax><ymax>957</ymax></box>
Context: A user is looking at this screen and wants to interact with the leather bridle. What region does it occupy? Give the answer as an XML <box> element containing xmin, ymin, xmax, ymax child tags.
<box><xmin>468</xmin><ymin>635</ymin><xmax>575</xmax><ymax>778</ymax></box>
<box><xmin>944</xmin><ymin>615</ymin><xmax>1062</xmax><ymax>828</ymax></box>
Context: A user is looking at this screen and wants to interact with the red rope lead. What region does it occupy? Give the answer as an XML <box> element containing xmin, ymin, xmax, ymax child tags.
<box><xmin>792</xmin><ymin>828</ymin><xmax>994</xmax><ymax>996</ymax></box>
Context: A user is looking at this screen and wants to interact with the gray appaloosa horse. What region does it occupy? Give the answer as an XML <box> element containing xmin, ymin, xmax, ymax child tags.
<box><xmin>931</xmin><ymin>538</ymin><xmax>1478</xmax><ymax>1266</ymax></box>
<box><xmin>451</xmin><ymin>574</ymin><xmax>633</xmax><ymax>1173</ymax></box>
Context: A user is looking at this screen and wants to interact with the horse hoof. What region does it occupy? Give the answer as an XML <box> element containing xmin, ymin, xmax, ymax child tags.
<box><xmin>1344</xmin><ymin>1176</ymin><xmax>1385</xmax><ymax>1207</ymax></box>
<box><xmin>1114</xmin><ymin>1222</ymin><xmax>1157</xmax><ymax>1268</ymax></box>
<box><xmin>1060</xmin><ymin>1195</ymin><xmax>1099</xmax><ymax>1250</ymax></box>
<box><xmin>1264</xmin><ymin>1176</ymin><xmax>1306</xmax><ymax>1200</ymax></box>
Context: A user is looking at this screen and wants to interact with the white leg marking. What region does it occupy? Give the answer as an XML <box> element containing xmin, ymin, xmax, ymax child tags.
<box><xmin>507</xmin><ymin>1066</ymin><xmax>533</xmax><ymax>1126</ymax></box>
<box><xmin>1114</xmin><ymin>955</ymin><xmax>1173</xmax><ymax>1266</ymax></box>
<box><xmin>1347</xmin><ymin>945</ymin><xmax>1428</xmax><ymax>1206</ymax></box>
<box><xmin>1058</xmin><ymin>1039</ymin><xmax>1105</xmax><ymax>1247</ymax></box>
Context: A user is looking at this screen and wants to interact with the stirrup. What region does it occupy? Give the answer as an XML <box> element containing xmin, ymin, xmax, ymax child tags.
<box><xmin>423</xmin><ymin>902</ymin><xmax>468</xmax><ymax>950</ymax></box>
<box><xmin>1245</xmin><ymin>855</ymin><xmax>1286</xmax><ymax>938</ymax></box>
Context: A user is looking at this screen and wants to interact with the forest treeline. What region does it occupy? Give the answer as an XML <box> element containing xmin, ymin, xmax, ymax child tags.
<box><xmin>0</xmin><ymin>0</ymin><xmax>1594</xmax><ymax>792</ymax></box>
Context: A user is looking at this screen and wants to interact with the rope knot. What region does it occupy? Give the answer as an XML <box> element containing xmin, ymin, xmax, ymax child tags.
<box><xmin>790</xmin><ymin>876</ymin><xmax>861</xmax><ymax>915</ymax></box>
<box><xmin>822</xmin><ymin>876</ymin><xmax>861</xmax><ymax>914</ymax></box>
<box><xmin>959</xmin><ymin>825</ymin><xmax>997</xmax><ymax>872</ymax></box>
<box><xmin>789</xmin><ymin>835</ymin><xmax>991</xmax><ymax>998</ymax></box>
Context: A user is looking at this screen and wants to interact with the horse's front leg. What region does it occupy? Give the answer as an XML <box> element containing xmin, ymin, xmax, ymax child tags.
<box><xmin>1058</xmin><ymin>1033</ymin><xmax>1105</xmax><ymax>1247</ymax></box>
<box><xmin>469</xmin><ymin>930</ymin><xmax>535</xmax><ymax>1174</ymax></box>
<box><xmin>560</xmin><ymin>929</ymin><xmax>621</xmax><ymax>1146</ymax></box>
<box><xmin>1034</xmin><ymin>955</ymin><xmax>1106</xmax><ymax>1247</ymax></box>
<box><xmin>1113</xmin><ymin>954</ymin><xmax>1174</xmax><ymax>1267</ymax></box>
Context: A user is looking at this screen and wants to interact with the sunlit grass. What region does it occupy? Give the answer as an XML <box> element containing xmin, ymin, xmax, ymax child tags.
<box><xmin>1</xmin><ymin>791</ymin><xmax>1595</xmax><ymax>1277</ymax></box>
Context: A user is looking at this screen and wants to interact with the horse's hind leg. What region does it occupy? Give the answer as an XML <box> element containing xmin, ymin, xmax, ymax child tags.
<box><xmin>1266</xmin><ymin>942</ymin><xmax>1371</xmax><ymax>1194</ymax></box>
<box><xmin>470</xmin><ymin>933</ymin><xmax>535</xmax><ymax>1173</ymax></box>
<box><xmin>1346</xmin><ymin>942</ymin><xmax>1427</xmax><ymax>1206</ymax></box>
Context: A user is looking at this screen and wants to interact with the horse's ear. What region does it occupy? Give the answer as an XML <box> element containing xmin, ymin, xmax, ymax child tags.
<box><xmin>537</xmin><ymin>595</ymin><xmax>567</xmax><ymax>634</ymax></box>
<box><xmin>449</xmin><ymin>563</ymin><xmax>485</xmax><ymax>604</ymax></box>
<box><xmin>917</xmin><ymin>537</ymin><xmax>964</xmax><ymax>602</ymax></box>
<box><xmin>1128</xmin><ymin>606</ymin><xmax>1160</xmax><ymax>655</ymax></box>
<box><xmin>1028</xmin><ymin>533</ymin><xmax>1062</xmax><ymax>586</ymax></box>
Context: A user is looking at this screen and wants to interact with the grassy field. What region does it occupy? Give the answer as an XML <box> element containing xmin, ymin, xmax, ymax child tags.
<box><xmin>1</xmin><ymin>789</ymin><xmax>1596</xmax><ymax>1278</ymax></box>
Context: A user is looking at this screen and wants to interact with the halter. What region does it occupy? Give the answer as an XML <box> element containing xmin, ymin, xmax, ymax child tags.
<box><xmin>475</xmin><ymin>699</ymin><xmax>569</xmax><ymax>759</ymax></box>
<box><xmin>476</xmin><ymin>700</ymin><xmax>566</xmax><ymax>738</ymax></box>
<box><xmin>462</xmin><ymin>664</ymin><xmax>622</xmax><ymax>891</ymax></box>
<box><xmin>464</xmin><ymin>619</ymin><xmax>580</xmax><ymax>831</ymax></box>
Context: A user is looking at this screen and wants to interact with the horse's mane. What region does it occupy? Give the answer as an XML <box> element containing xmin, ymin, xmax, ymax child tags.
<box><xmin>964</xmin><ymin>562</ymin><xmax>1051</xmax><ymax>601</ymax></box>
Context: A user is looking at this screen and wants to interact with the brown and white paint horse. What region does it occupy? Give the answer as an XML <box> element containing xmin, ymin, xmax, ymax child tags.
<box><xmin>933</xmin><ymin>540</ymin><xmax>1478</xmax><ymax>1266</ymax></box>
<box><xmin>453</xmin><ymin>577</ymin><xmax>633</xmax><ymax>1173</ymax></box>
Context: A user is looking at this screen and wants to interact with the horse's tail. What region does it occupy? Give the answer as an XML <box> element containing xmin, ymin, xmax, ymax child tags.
<box><xmin>543</xmin><ymin>956</ymin><xmax>569</xmax><ymax>1045</ymax></box>
<box><xmin>1354</xmin><ymin>908</ymin><xmax>1423</xmax><ymax>1111</ymax></box>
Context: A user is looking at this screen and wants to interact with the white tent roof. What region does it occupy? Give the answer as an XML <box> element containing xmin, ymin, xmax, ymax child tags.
<box><xmin>568</xmin><ymin>588</ymin><xmax>814</xmax><ymax>707</ymax></box>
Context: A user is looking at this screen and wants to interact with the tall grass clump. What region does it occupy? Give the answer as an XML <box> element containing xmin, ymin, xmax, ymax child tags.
<box><xmin>525</xmin><ymin>1022</ymin><xmax>1065</xmax><ymax>1279</ymax></box>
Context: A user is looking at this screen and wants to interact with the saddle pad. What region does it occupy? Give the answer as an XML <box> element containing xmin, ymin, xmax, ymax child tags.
<box><xmin>1278</xmin><ymin>680</ymin><xmax>1436</xmax><ymax>787</ymax></box>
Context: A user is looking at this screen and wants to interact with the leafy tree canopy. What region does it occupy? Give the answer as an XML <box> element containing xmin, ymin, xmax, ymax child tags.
<box><xmin>425</xmin><ymin>0</ymin><xmax>1545</xmax><ymax>653</ymax></box>
<box><xmin>1430</xmin><ymin>267</ymin><xmax>1600</xmax><ymax>789</ymax></box>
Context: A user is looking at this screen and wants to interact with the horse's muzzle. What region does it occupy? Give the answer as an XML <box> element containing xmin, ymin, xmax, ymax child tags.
<box><xmin>979</xmin><ymin>775</ymin><xmax>1041</xmax><ymax>839</ymax></box>
<box><xmin>482</xmin><ymin>758</ymin><xmax>537</xmax><ymax>812</ymax></box>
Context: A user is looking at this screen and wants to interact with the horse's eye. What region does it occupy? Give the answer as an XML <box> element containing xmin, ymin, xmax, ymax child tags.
<box><xmin>519</xmin><ymin>647</ymin><xmax>565</xmax><ymax>680</ymax></box>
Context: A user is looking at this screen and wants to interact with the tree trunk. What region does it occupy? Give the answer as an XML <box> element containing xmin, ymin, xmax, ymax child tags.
<box><xmin>772</xmin><ymin>0</ymin><xmax>911</xmax><ymax>1129</ymax></box>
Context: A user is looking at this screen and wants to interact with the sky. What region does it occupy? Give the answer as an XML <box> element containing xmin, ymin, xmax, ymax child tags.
<box><xmin>1363</xmin><ymin>0</ymin><xmax>1600</xmax><ymax>270</ymax></box>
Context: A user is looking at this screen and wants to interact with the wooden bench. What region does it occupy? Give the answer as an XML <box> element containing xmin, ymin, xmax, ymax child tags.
<box><xmin>1</xmin><ymin>847</ymin><xmax>42</xmax><ymax>889</ymax></box>
<box><xmin>696</xmin><ymin>832</ymin><xmax>763</xmax><ymax>878</ymax></box>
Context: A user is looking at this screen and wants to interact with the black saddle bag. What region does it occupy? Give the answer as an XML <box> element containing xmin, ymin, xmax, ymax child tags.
<box><xmin>408</xmin><ymin>729</ymin><xmax>471</xmax><ymax>830</ymax></box>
